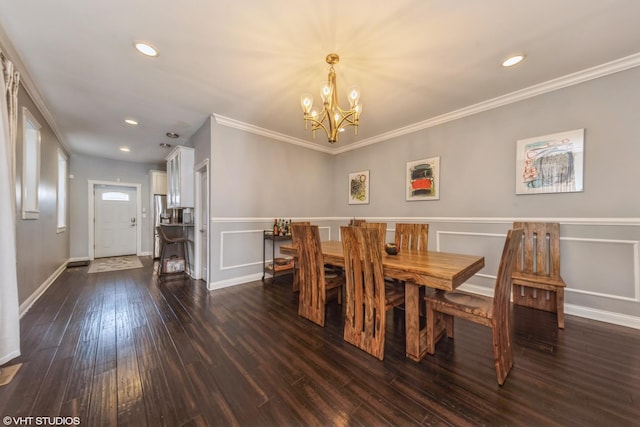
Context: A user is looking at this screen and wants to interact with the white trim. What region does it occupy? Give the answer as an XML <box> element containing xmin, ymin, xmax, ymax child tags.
<box><xmin>564</xmin><ymin>304</ymin><xmax>640</xmax><ymax>330</ymax></box>
<box><xmin>212</xmin><ymin>216</ymin><xmax>339</xmax><ymax>223</ymax></box>
<box><xmin>212</xmin><ymin>114</ymin><xmax>335</xmax><ymax>154</ymax></box>
<box><xmin>210</xmin><ymin>216</ymin><xmax>640</xmax><ymax>226</ymax></box>
<box><xmin>3</xmin><ymin>22</ymin><xmax>639</xmax><ymax>160</ymax></box>
<box><xmin>560</xmin><ymin>237</ymin><xmax>640</xmax><ymax>302</ymax></box>
<box><xmin>219</xmin><ymin>229</ymin><xmax>264</xmax><ymax>271</ymax></box>
<box><xmin>19</xmin><ymin>260</ymin><xmax>67</xmax><ymax>317</ymax></box>
<box><xmin>437</xmin><ymin>230</ymin><xmax>640</xmax><ymax>302</ymax></box>
<box><xmin>214</xmin><ymin>53</ymin><xmax>640</xmax><ymax>154</ymax></box>
<box><xmin>455</xmin><ymin>283</ymin><xmax>640</xmax><ymax>329</ymax></box>
<box><xmin>0</xmin><ymin>26</ymin><xmax>71</xmax><ymax>154</ymax></box>
<box><xmin>219</xmin><ymin>226</ymin><xmax>331</xmax><ymax>271</ymax></box>
<box><xmin>435</xmin><ymin>230</ymin><xmax>505</xmax><ymax>251</ymax></box>
<box><xmin>194</xmin><ymin>159</ymin><xmax>210</xmax><ymax>285</ymax></box>
<box><xmin>87</xmin><ymin>180</ymin><xmax>142</xmax><ymax>260</ymax></box>
<box><xmin>209</xmin><ymin>273</ymin><xmax>263</xmax><ymax>291</ymax></box>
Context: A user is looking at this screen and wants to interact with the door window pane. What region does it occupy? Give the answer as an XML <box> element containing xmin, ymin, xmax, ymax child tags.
<box><xmin>102</xmin><ymin>191</ymin><xmax>130</xmax><ymax>201</ymax></box>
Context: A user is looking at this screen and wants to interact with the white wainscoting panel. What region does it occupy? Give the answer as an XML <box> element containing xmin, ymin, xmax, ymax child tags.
<box><xmin>209</xmin><ymin>217</ymin><xmax>640</xmax><ymax>328</ymax></box>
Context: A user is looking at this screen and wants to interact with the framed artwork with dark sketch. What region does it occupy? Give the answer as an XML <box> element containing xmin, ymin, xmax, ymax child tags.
<box><xmin>348</xmin><ymin>170</ymin><xmax>369</xmax><ymax>204</ymax></box>
<box><xmin>406</xmin><ymin>157</ymin><xmax>440</xmax><ymax>201</ymax></box>
<box><xmin>515</xmin><ymin>128</ymin><xmax>584</xmax><ymax>194</ymax></box>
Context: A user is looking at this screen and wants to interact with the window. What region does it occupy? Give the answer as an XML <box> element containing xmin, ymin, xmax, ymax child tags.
<box><xmin>57</xmin><ymin>149</ymin><xmax>68</xmax><ymax>232</ymax></box>
<box><xmin>22</xmin><ymin>107</ymin><xmax>41</xmax><ymax>219</ymax></box>
<box><xmin>101</xmin><ymin>191</ymin><xmax>130</xmax><ymax>201</ymax></box>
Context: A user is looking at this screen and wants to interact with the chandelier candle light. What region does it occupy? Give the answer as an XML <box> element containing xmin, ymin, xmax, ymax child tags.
<box><xmin>301</xmin><ymin>53</ymin><xmax>362</xmax><ymax>143</ymax></box>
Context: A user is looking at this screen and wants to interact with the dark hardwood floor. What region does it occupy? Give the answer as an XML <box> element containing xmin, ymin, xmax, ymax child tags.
<box><xmin>1</xmin><ymin>257</ymin><xmax>639</xmax><ymax>426</ymax></box>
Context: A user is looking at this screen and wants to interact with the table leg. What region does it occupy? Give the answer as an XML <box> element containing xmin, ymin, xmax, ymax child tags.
<box><xmin>405</xmin><ymin>281</ymin><xmax>426</xmax><ymax>361</ymax></box>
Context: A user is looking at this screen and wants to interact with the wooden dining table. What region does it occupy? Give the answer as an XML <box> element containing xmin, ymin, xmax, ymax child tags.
<box><xmin>280</xmin><ymin>240</ymin><xmax>485</xmax><ymax>361</ymax></box>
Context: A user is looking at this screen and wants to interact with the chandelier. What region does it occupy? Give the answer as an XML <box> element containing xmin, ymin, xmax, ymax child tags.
<box><xmin>300</xmin><ymin>53</ymin><xmax>362</xmax><ymax>143</ymax></box>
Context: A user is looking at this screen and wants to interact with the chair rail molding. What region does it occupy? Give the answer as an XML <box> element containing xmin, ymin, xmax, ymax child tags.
<box><xmin>209</xmin><ymin>216</ymin><xmax>640</xmax><ymax>329</ymax></box>
<box><xmin>218</xmin><ymin>226</ymin><xmax>333</xmax><ymax>271</ymax></box>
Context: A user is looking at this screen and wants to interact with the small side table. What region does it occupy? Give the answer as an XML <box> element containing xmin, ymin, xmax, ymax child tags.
<box><xmin>262</xmin><ymin>230</ymin><xmax>293</xmax><ymax>284</ymax></box>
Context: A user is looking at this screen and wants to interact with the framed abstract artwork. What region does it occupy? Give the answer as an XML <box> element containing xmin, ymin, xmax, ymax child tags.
<box><xmin>515</xmin><ymin>129</ymin><xmax>584</xmax><ymax>194</ymax></box>
<box><xmin>348</xmin><ymin>170</ymin><xmax>369</xmax><ymax>204</ymax></box>
<box><xmin>406</xmin><ymin>157</ymin><xmax>440</xmax><ymax>201</ymax></box>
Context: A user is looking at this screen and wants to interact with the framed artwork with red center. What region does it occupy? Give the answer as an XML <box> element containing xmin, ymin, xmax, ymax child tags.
<box><xmin>406</xmin><ymin>157</ymin><xmax>440</xmax><ymax>201</ymax></box>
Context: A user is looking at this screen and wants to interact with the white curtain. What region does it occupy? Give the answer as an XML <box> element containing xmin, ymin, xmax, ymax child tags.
<box><xmin>0</xmin><ymin>50</ymin><xmax>21</xmax><ymax>365</ymax></box>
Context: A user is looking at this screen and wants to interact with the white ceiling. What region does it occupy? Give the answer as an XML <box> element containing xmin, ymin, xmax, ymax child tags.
<box><xmin>1</xmin><ymin>0</ymin><xmax>640</xmax><ymax>163</ymax></box>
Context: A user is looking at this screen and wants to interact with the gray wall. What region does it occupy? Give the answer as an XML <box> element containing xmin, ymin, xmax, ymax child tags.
<box><xmin>204</xmin><ymin>118</ymin><xmax>336</xmax><ymax>285</ymax></box>
<box><xmin>69</xmin><ymin>154</ymin><xmax>163</xmax><ymax>259</ymax></box>
<box><xmin>330</xmin><ymin>66</ymin><xmax>640</xmax><ymax>323</ymax></box>
<box><xmin>14</xmin><ymin>83</ymin><xmax>69</xmax><ymax>305</ymax></box>
<box><xmin>334</xmin><ymin>66</ymin><xmax>640</xmax><ymax>219</ymax></box>
<box><xmin>206</xmin><ymin>66</ymin><xmax>640</xmax><ymax>327</ymax></box>
<box><xmin>192</xmin><ymin>115</ymin><xmax>211</xmax><ymax>168</ymax></box>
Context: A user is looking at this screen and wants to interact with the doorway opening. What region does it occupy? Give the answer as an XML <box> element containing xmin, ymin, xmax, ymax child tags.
<box><xmin>194</xmin><ymin>160</ymin><xmax>209</xmax><ymax>284</ymax></box>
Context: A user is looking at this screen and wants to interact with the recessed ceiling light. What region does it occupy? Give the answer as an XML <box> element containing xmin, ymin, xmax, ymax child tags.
<box><xmin>159</xmin><ymin>143</ymin><xmax>172</xmax><ymax>148</ymax></box>
<box><xmin>124</xmin><ymin>119</ymin><xmax>139</xmax><ymax>126</ymax></box>
<box><xmin>166</xmin><ymin>132</ymin><xmax>179</xmax><ymax>139</ymax></box>
<box><xmin>502</xmin><ymin>54</ymin><xmax>525</xmax><ymax>67</ymax></box>
<box><xmin>119</xmin><ymin>147</ymin><xmax>131</xmax><ymax>152</ymax></box>
<box><xmin>134</xmin><ymin>41</ymin><xmax>158</xmax><ymax>57</ymax></box>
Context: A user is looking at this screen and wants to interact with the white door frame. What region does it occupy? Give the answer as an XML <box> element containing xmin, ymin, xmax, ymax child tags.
<box><xmin>194</xmin><ymin>159</ymin><xmax>210</xmax><ymax>285</ymax></box>
<box><xmin>88</xmin><ymin>180</ymin><xmax>142</xmax><ymax>260</ymax></box>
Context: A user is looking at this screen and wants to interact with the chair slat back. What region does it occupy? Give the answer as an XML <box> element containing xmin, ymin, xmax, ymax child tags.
<box><xmin>291</xmin><ymin>224</ymin><xmax>327</xmax><ymax>326</ymax></box>
<box><xmin>341</xmin><ymin>226</ymin><xmax>387</xmax><ymax>360</ymax></box>
<box><xmin>513</xmin><ymin>222</ymin><xmax>561</xmax><ymax>277</ymax></box>
<box><xmin>289</xmin><ymin>221</ymin><xmax>311</xmax><ymax>239</ymax></box>
<box><xmin>493</xmin><ymin>228</ymin><xmax>524</xmax><ymax>326</ymax></box>
<box><xmin>349</xmin><ymin>218</ymin><xmax>366</xmax><ymax>226</ymax></box>
<box><xmin>289</xmin><ymin>222</ymin><xmax>311</xmax><ymax>292</ymax></box>
<box><xmin>360</xmin><ymin>222</ymin><xmax>387</xmax><ymax>251</ymax></box>
<box><xmin>394</xmin><ymin>223</ymin><xmax>429</xmax><ymax>251</ymax></box>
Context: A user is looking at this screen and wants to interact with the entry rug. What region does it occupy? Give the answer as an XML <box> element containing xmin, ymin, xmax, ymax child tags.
<box><xmin>88</xmin><ymin>255</ymin><xmax>143</xmax><ymax>273</ymax></box>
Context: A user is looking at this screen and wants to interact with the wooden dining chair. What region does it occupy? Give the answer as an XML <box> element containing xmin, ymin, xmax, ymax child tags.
<box><xmin>393</xmin><ymin>223</ymin><xmax>429</xmax><ymax>308</ymax></box>
<box><xmin>341</xmin><ymin>226</ymin><xmax>404</xmax><ymax>360</ymax></box>
<box><xmin>394</xmin><ymin>223</ymin><xmax>429</xmax><ymax>251</ymax></box>
<box><xmin>291</xmin><ymin>224</ymin><xmax>343</xmax><ymax>327</ymax></box>
<box><xmin>289</xmin><ymin>221</ymin><xmax>310</xmax><ymax>292</ymax></box>
<box><xmin>425</xmin><ymin>228</ymin><xmax>523</xmax><ymax>385</ymax></box>
<box><xmin>511</xmin><ymin>222</ymin><xmax>566</xmax><ymax>329</ymax></box>
<box><xmin>360</xmin><ymin>222</ymin><xmax>387</xmax><ymax>251</ymax></box>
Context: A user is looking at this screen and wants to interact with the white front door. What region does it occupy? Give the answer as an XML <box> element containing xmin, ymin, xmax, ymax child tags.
<box><xmin>94</xmin><ymin>186</ymin><xmax>137</xmax><ymax>258</ymax></box>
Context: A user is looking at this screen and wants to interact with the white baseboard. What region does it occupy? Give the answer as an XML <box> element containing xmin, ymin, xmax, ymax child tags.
<box><xmin>209</xmin><ymin>273</ymin><xmax>263</xmax><ymax>290</ymax></box>
<box><xmin>564</xmin><ymin>304</ymin><xmax>640</xmax><ymax>329</ymax></box>
<box><xmin>457</xmin><ymin>282</ymin><xmax>640</xmax><ymax>330</ymax></box>
<box><xmin>19</xmin><ymin>260</ymin><xmax>68</xmax><ymax>317</ymax></box>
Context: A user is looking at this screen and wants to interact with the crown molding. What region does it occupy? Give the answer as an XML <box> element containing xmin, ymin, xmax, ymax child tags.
<box><xmin>0</xmin><ymin>24</ymin><xmax>71</xmax><ymax>156</ymax></box>
<box><xmin>216</xmin><ymin>52</ymin><xmax>640</xmax><ymax>155</ymax></box>
<box><xmin>3</xmin><ymin>17</ymin><xmax>639</xmax><ymax>160</ymax></box>
<box><xmin>212</xmin><ymin>114</ymin><xmax>335</xmax><ymax>154</ymax></box>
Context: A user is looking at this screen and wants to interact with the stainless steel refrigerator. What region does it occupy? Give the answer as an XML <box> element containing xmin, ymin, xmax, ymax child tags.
<box><xmin>153</xmin><ymin>194</ymin><xmax>167</xmax><ymax>258</ymax></box>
